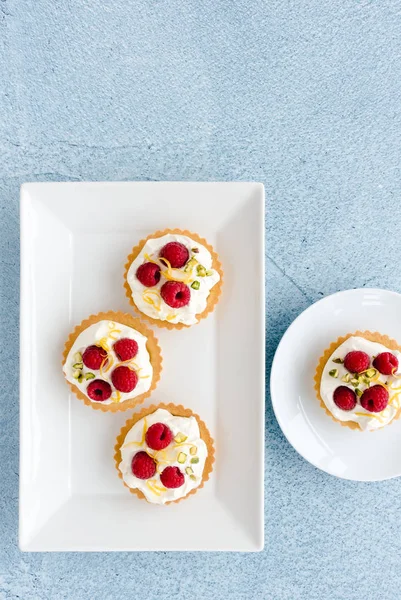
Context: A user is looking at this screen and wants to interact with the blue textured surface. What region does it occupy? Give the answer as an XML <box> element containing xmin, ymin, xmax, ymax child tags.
<box><xmin>2</xmin><ymin>0</ymin><xmax>401</xmax><ymax>598</ymax></box>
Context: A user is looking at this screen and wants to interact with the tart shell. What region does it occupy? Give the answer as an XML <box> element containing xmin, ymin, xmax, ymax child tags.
<box><xmin>123</xmin><ymin>228</ymin><xmax>223</xmax><ymax>329</ymax></box>
<box><xmin>62</xmin><ymin>311</ymin><xmax>162</xmax><ymax>412</ymax></box>
<box><xmin>114</xmin><ymin>402</ymin><xmax>215</xmax><ymax>504</ymax></box>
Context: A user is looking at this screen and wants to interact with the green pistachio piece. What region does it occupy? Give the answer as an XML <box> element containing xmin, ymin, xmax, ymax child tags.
<box><xmin>191</xmin><ymin>247</ymin><xmax>199</xmax><ymax>253</ymax></box>
<box><xmin>174</xmin><ymin>433</ymin><xmax>188</xmax><ymax>444</ymax></box>
<box><xmin>329</xmin><ymin>369</ymin><xmax>338</xmax><ymax>378</ymax></box>
<box><xmin>365</xmin><ymin>368</ymin><xmax>377</xmax><ymax>378</ymax></box>
<box><xmin>177</xmin><ymin>452</ymin><xmax>187</xmax><ymax>464</ymax></box>
<box><xmin>190</xmin><ymin>474</ymin><xmax>197</xmax><ymax>481</ymax></box>
<box><xmin>184</xmin><ymin>257</ymin><xmax>198</xmax><ymax>273</ymax></box>
<box><xmin>205</xmin><ymin>270</ymin><xmax>214</xmax><ymax>276</ymax></box>
<box><xmin>73</xmin><ymin>362</ymin><xmax>83</xmax><ymax>369</ymax></box>
<box><xmin>341</xmin><ymin>373</ymin><xmax>351</xmax><ymax>383</ymax></box>
<box><xmin>190</xmin><ymin>457</ymin><xmax>199</xmax><ymax>464</ymax></box>
<box><xmin>332</xmin><ymin>358</ymin><xmax>344</xmax><ymax>364</ymax></box>
<box><xmin>189</xmin><ymin>446</ymin><xmax>197</xmax><ymax>456</ymax></box>
<box><xmin>85</xmin><ymin>372</ymin><xmax>95</xmax><ymax>381</ymax></box>
<box><xmin>191</xmin><ymin>281</ymin><xmax>200</xmax><ymax>290</ymax></box>
<box><xmin>74</xmin><ymin>352</ymin><xmax>83</xmax><ymax>363</ymax></box>
<box><xmin>351</xmin><ymin>378</ymin><xmax>359</xmax><ymax>387</ymax></box>
<box><xmin>355</xmin><ymin>388</ymin><xmax>363</xmax><ymax>397</ymax></box>
<box><xmin>196</xmin><ymin>265</ymin><xmax>207</xmax><ymax>277</ymax></box>
<box><xmin>185</xmin><ymin>466</ymin><xmax>194</xmax><ymax>475</ymax></box>
<box><xmin>72</xmin><ymin>369</ymin><xmax>81</xmax><ymax>379</ymax></box>
<box><xmin>77</xmin><ymin>373</ymin><xmax>84</xmax><ymax>384</ymax></box>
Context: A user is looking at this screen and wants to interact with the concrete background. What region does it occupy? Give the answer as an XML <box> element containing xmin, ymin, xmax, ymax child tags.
<box><xmin>1</xmin><ymin>0</ymin><xmax>401</xmax><ymax>598</ymax></box>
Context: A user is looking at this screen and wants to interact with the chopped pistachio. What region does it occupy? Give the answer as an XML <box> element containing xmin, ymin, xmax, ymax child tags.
<box><xmin>196</xmin><ymin>265</ymin><xmax>207</xmax><ymax>277</ymax></box>
<box><xmin>205</xmin><ymin>270</ymin><xmax>214</xmax><ymax>276</ymax></box>
<box><xmin>174</xmin><ymin>433</ymin><xmax>188</xmax><ymax>444</ymax></box>
<box><xmin>77</xmin><ymin>373</ymin><xmax>84</xmax><ymax>384</ymax></box>
<box><xmin>329</xmin><ymin>369</ymin><xmax>338</xmax><ymax>378</ymax></box>
<box><xmin>185</xmin><ymin>466</ymin><xmax>194</xmax><ymax>475</ymax></box>
<box><xmin>189</xmin><ymin>446</ymin><xmax>197</xmax><ymax>456</ymax></box>
<box><xmin>351</xmin><ymin>378</ymin><xmax>359</xmax><ymax>387</ymax></box>
<box><xmin>177</xmin><ymin>452</ymin><xmax>187</xmax><ymax>464</ymax></box>
<box><xmin>190</xmin><ymin>457</ymin><xmax>199</xmax><ymax>464</ymax></box>
<box><xmin>191</xmin><ymin>280</ymin><xmax>200</xmax><ymax>290</ymax></box>
<box><xmin>355</xmin><ymin>388</ymin><xmax>363</xmax><ymax>397</ymax></box>
<box><xmin>72</xmin><ymin>369</ymin><xmax>81</xmax><ymax>379</ymax></box>
<box><xmin>191</xmin><ymin>247</ymin><xmax>199</xmax><ymax>253</ymax></box>
<box><xmin>361</xmin><ymin>376</ymin><xmax>371</xmax><ymax>385</ymax></box>
<box><xmin>332</xmin><ymin>357</ymin><xmax>344</xmax><ymax>364</ymax></box>
<box><xmin>85</xmin><ymin>372</ymin><xmax>95</xmax><ymax>381</ymax></box>
<box><xmin>74</xmin><ymin>352</ymin><xmax>83</xmax><ymax>363</ymax></box>
<box><xmin>73</xmin><ymin>362</ymin><xmax>83</xmax><ymax>370</ymax></box>
<box><xmin>184</xmin><ymin>257</ymin><xmax>198</xmax><ymax>273</ymax></box>
<box><xmin>190</xmin><ymin>474</ymin><xmax>197</xmax><ymax>481</ymax></box>
<box><xmin>341</xmin><ymin>373</ymin><xmax>351</xmax><ymax>383</ymax></box>
<box><xmin>365</xmin><ymin>368</ymin><xmax>377</xmax><ymax>378</ymax></box>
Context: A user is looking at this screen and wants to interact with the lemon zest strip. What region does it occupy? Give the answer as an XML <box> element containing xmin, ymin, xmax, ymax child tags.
<box><xmin>142</xmin><ymin>290</ymin><xmax>162</xmax><ymax>312</ymax></box>
<box><xmin>132</xmin><ymin>417</ymin><xmax>148</xmax><ymax>446</ymax></box>
<box><xmin>146</xmin><ymin>480</ymin><xmax>162</xmax><ymax>496</ymax></box>
<box><xmin>99</xmin><ymin>355</ymin><xmax>114</xmax><ymax>377</ymax></box>
<box><xmin>159</xmin><ymin>256</ymin><xmax>194</xmax><ymax>285</ymax></box>
<box><xmin>144</xmin><ymin>253</ymin><xmax>160</xmax><ymax>266</ymax></box>
<box><xmin>355</xmin><ymin>412</ymin><xmax>384</xmax><ymax>422</ymax></box>
<box><xmin>112</xmin><ymin>390</ymin><xmax>122</xmax><ymax>404</ymax></box>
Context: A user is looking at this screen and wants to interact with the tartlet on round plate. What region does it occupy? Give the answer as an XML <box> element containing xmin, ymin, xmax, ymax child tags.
<box><xmin>62</xmin><ymin>311</ymin><xmax>162</xmax><ymax>412</ymax></box>
<box><xmin>123</xmin><ymin>228</ymin><xmax>223</xmax><ymax>329</ymax></box>
<box><xmin>314</xmin><ymin>330</ymin><xmax>401</xmax><ymax>431</ymax></box>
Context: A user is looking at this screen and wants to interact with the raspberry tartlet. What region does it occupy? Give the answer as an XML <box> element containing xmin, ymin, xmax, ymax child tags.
<box><xmin>314</xmin><ymin>331</ymin><xmax>401</xmax><ymax>431</ymax></box>
<box><xmin>124</xmin><ymin>229</ymin><xmax>223</xmax><ymax>328</ymax></box>
<box><xmin>62</xmin><ymin>311</ymin><xmax>162</xmax><ymax>412</ymax></box>
<box><xmin>114</xmin><ymin>403</ymin><xmax>215</xmax><ymax>504</ymax></box>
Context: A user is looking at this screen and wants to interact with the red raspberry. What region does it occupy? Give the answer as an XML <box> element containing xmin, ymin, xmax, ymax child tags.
<box><xmin>82</xmin><ymin>345</ymin><xmax>108</xmax><ymax>370</ymax></box>
<box><xmin>333</xmin><ymin>386</ymin><xmax>357</xmax><ymax>411</ymax></box>
<box><xmin>87</xmin><ymin>379</ymin><xmax>112</xmax><ymax>402</ymax></box>
<box><xmin>344</xmin><ymin>351</ymin><xmax>370</xmax><ymax>374</ymax></box>
<box><xmin>160</xmin><ymin>281</ymin><xmax>190</xmax><ymax>308</ymax></box>
<box><xmin>373</xmin><ymin>352</ymin><xmax>399</xmax><ymax>376</ymax></box>
<box><xmin>159</xmin><ymin>242</ymin><xmax>189</xmax><ymax>268</ymax></box>
<box><xmin>145</xmin><ymin>423</ymin><xmax>173</xmax><ymax>451</ymax></box>
<box><xmin>360</xmin><ymin>385</ymin><xmax>389</xmax><ymax>413</ymax></box>
<box><xmin>131</xmin><ymin>451</ymin><xmax>156</xmax><ymax>480</ymax></box>
<box><xmin>136</xmin><ymin>262</ymin><xmax>161</xmax><ymax>287</ymax></box>
<box><xmin>113</xmin><ymin>338</ymin><xmax>138</xmax><ymax>361</ymax></box>
<box><xmin>160</xmin><ymin>466</ymin><xmax>185</xmax><ymax>489</ymax></box>
<box><xmin>111</xmin><ymin>365</ymin><xmax>138</xmax><ymax>393</ymax></box>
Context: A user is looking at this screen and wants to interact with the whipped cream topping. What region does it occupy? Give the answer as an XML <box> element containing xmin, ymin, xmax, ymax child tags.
<box><xmin>119</xmin><ymin>408</ymin><xmax>208</xmax><ymax>504</ymax></box>
<box><xmin>320</xmin><ymin>336</ymin><xmax>401</xmax><ymax>431</ymax></box>
<box><xmin>63</xmin><ymin>320</ymin><xmax>153</xmax><ymax>405</ymax></box>
<box><xmin>127</xmin><ymin>233</ymin><xmax>220</xmax><ymax>325</ymax></box>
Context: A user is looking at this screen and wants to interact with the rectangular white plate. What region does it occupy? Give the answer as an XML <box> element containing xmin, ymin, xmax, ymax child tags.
<box><xmin>20</xmin><ymin>181</ymin><xmax>265</xmax><ymax>551</ymax></box>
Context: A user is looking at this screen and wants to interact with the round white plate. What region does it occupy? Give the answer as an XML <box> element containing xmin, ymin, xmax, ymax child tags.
<box><xmin>271</xmin><ymin>288</ymin><xmax>401</xmax><ymax>481</ymax></box>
